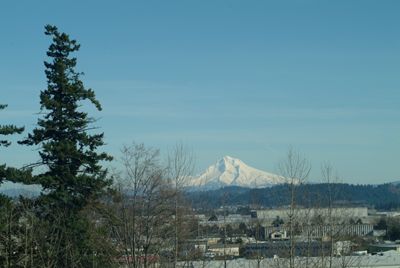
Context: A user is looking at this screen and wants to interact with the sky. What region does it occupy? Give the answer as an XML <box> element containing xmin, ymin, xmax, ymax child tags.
<box><xmin>0</xmin><ymin>0</ymin><xmax>399</xmax><ymax>184</ymax></box>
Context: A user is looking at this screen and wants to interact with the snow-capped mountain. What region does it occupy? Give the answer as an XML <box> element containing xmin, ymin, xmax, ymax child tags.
<box><xmin>188</xmin><ymin>156</ymin><xmax>286</xmax><ymax>190</ymax></box>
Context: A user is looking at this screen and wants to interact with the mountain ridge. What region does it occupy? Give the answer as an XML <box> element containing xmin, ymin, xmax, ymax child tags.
<box><xmin>186</xmin><ymin>183</ymin><xmax>400</xmax><ymax>210</ymax></box>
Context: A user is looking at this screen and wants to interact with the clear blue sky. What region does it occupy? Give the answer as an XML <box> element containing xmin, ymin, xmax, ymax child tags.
<box><xmin>0</xmin><ymin>0</ymin><xmax>399</xmax><ymax>184</ymax></box>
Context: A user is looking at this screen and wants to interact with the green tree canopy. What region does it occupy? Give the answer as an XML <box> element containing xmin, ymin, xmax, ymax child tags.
<box><xmin>19</xmin><ymin>25</ymin><xmax>113</xmax><ymax>266</ymax></box>
<box><xmin>0</xmin><ymin>104</ymin><xmax>24</xmax><ymax>148</ymax></box>
<box><xmin>20</xmin><ymin>25</ymin><xmax>112</xmax><ymax>210</ymax></box>
<box><xmin>0</xmin><ymin>104</ymin><xmax>24</xmax><ymax>184</ymax></box>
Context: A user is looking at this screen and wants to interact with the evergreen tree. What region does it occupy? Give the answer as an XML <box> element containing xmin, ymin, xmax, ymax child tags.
<box><xmin>20</xmin><ymin>25</ymin><xmax>113</xmax><ymax>266</ymax></box>
<box><xmin>0</xmin><ymin>106</ymin><xmax>28</xmax><ymax>268</ymax></box>
<box><xmin>0</xmin><ymin>104</ymin><xmax>24</xmax><ymax>148</ymax></box>
<box><xmin>0</xmin><ymin>104</ymin><xmax>24</xmax><ymax>184</ymax></box>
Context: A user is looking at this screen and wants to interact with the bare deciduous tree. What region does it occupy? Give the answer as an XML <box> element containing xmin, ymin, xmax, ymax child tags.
<box><xmin>111</xmin><ymin>142</ymin><xmax>174</xmax><ymax>268</ymax></box>
<box><xmin>167</xmin><ymin>143</ymin><xmax>195</xmax><ymax>267</ymax></box>
<box><xmin>278</xmin><ymin>147</ymin><xmax>311</xmax><ymax>268</ymax></box>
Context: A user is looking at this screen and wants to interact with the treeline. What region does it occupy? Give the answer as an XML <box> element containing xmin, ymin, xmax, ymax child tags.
<box><xmin>0</xmin><ymin>25</ymin><xmax>196</xmax><ymax>267</ymax></box>
<box><xmin>187</xmin><ymin>183</ymin><xmax>400</xmax><ymax>210</ymax></box>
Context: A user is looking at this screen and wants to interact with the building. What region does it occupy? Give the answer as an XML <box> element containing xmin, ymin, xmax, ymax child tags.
<box><xmin>256</xmin><ymin>207</ymin><xmax>368</xmax><ymax>222</ymax></box>
<box><xmin>369</xmin><ymin>242</ymin><xmax>400</xmax><ymax>253</ymax></box>
<box><xmin>208</xmin><ymin>244</ymin><xmax>240</xmax><ymax>257</ymax></box>
<box><xmin>240</xmin><ymin>241</ymin><xmax>331</xmax><ymax>258</ymax></box>
<box><xmin>264</xmin><ymin>223</ymin><xmax>373</xmax><ymax>239</ymax></box>
<box><xmin>270</xmin><ymin>230</ymin><xmax>288</xmax><ymax>240</ymax></box>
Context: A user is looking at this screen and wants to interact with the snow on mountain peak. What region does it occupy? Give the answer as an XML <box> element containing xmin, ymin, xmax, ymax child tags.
<box><xmin>189</xmin><ymin>156</ymin><xmax>286</xmax><ymax>190</ymax></box>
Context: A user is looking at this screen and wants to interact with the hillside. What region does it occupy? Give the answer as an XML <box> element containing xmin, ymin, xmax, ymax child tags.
<box><xmin>186</xmin><ymin>183</ymin><xmax>400</xmax><ymax>210</ymax></box>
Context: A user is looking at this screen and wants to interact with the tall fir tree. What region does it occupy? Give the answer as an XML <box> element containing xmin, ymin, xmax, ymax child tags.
<box><xmin>20</xmin><ymin>25</ymin><xmax>113</xmax><ymax>266</ymax></box>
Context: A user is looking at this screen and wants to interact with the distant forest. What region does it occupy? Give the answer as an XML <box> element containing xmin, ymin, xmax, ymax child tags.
<box><xmin>186</xmin><ymin>183</ymin><xmax>400</xmax><ymax>211</ymax></box>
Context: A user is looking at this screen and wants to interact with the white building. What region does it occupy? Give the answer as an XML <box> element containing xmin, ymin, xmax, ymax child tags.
<box><xmin>256</xmin><ymin>207</ymin><xmax>368</xmax><ymax>222</ymax></box>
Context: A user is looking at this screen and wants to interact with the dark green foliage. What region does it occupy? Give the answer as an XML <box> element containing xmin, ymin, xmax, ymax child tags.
<box><xmin>373</xmin><ymin>217</ymin><xmax>400</xmax><ymax>241</ymax></box>
<box><xmin>187</xmin><ymin>183</ymin><xmax>400</xmax><ymax>209</ymax></box>
<box><xmin>387</xmin><ymin>218</ymin><xmax>400</xmax><ymax>241</ymax></box>
<box><xmin>238</xmin><ymin>222</ymin><xmax>248</xmax><ymax>234</ymax></box>
<box><xmin>374</xmin><ymin>217</ymin><xmax>387</xmax><ymax>230</ymax></box>
<box><xmin>19</xmin><ymin>25</ymin><xmax>113</xmax><ymax>266</ymax></box>
<box><xmin>0</xmin><ymin>104</ymin><xmax>25</xmax><ymax>184</ymax></box>
<box><xmin>0</xmin><ymin>104</ymin><xmax>24</xmax><ymax>148</ymax></box>
<box><xmin>0</xmin><ymin>104</ymin><xmax>31</xmax><ymax>267</ymax></box>
<box><xmin>20</xmin><ymin>24</ymin><xmax>112</xmax><ymax>210</ymax></box>
<box><xmin>272</xmin><ymin>216</ymin><xmax>284</xmax><ymax>227</ymax></box>
<box><xmin>0</xmin><ymin>165</ymin><xmax>32</xmax><ymax>185</ymax></box>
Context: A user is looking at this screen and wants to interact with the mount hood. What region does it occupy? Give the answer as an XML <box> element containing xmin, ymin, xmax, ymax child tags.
<box><xmin>188</xmin><ymin>156</ymin><xmax>285</xmax><ymax>190</ymax></box>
